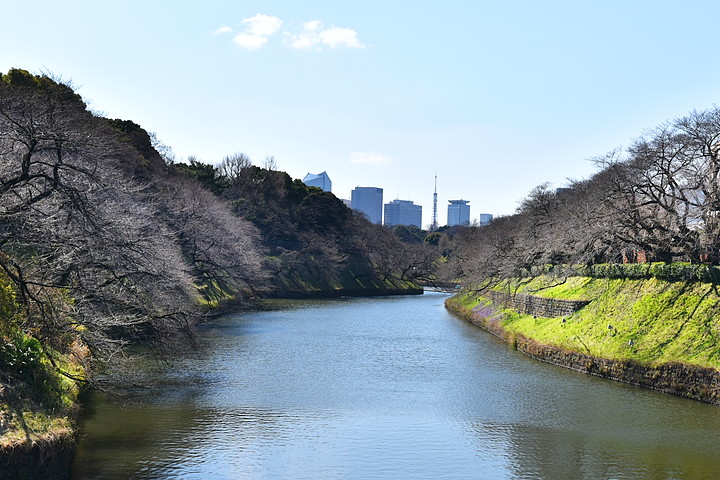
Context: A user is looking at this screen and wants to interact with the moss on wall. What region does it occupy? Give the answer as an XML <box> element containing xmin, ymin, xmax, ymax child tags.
<box><xmin>447</xmin><ymin>275</ymin><xmax>720</xmax><ymax>403</ymax></box>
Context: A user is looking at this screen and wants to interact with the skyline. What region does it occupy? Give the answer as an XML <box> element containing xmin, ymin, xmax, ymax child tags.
<box><xmin>316</xmin><ymin>174</ymin><xmax>488</xmax><ymax>228</ymax></box>
<box><xmin>4</xmin><ymin>2</ymin><xmax>720</xmax><ymax>226</ymax></box>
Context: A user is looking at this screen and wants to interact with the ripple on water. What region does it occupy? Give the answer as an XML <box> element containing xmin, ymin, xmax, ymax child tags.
<box><xmin>72</xmin><ymin>294</ymin><xmax>720</xmax><ymax>480</ymax></box>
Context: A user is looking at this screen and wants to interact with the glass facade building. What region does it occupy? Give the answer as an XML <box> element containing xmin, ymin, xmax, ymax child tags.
<box><xmin>447</xmin><ymin>200</ymin><xmax>470</xmax><ymax>226</ymax></box>
<box><xmin>302</xmin><ymin>171</ymin><xmax>332</xmax><ymax>192</ymax></box>
<box><xmin>384</xmin><ymin>199</ymin><xmax>422</xmax><ymax>228</ymax></box>
<box><xmin>479</xmin><ymin>213</ymin><xmax>494</xmax><ymax>226</ymax></box>
<box><xmin>351</xmin><ymin>187</ymin><xmax>384</xmax><ymax>224</ymax></box>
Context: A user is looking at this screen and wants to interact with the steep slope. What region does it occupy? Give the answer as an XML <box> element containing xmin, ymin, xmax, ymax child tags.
<box><xmin>446</xmin><ymin>274</ymin><xmax>720</xmax><ymax>403</ymax></box>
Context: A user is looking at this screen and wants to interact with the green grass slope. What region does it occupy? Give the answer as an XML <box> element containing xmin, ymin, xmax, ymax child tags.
<box><xmin>0</xmin><ymin>273</ymin><xmax>84</xmax><ymax>475</ymax></box>
<box><xmin>449</xmin><ymin>275</ymin><xmax>720</xmax><ymax>369</ymax></box>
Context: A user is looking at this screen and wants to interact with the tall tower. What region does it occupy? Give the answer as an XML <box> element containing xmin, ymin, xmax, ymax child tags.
<box><xmin>431</xmin><ymin>173</ymin><xmax>438</xmax><ymax>231</ymax></box>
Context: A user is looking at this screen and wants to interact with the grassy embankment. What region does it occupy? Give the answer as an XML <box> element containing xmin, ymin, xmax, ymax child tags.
<box><xmin>0</xmin><ymin>273</ymin><xmax>85</xmax><ymax>470</ymax></box>
<box><xmin>447</xmin><ymin>273</ymin><xmax>720</xmax><ymax>370</ymax></box>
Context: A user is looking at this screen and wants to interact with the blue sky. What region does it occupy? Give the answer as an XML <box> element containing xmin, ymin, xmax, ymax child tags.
<box><xmin>3</xmin><ymin>1</ymin><xmax>720</xmax><ymax>226</ymax></box>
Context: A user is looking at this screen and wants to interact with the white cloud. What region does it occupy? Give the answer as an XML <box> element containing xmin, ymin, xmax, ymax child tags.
<box><xmin>290</xmin><ymin>36</ymin><xmax>315</xmax><ymax>49</ymax></box>
<box><xmin>301</xmin><ymin>20</ymin><xmax>323</xmax><ymax>32</ymax></box>
<box><xmin>234</xmin><ymin>34</ymin><xmax>268</xmax><ymax>50</ymax></box>
<box><xmin>349</xmin><ymin>151</ymin><xmax>394</xmax><ymax>166</ymax></box>
<box><xmin>242</xmin><ymin>14</ymin><xmax>283</xmax><ymax>37</ymax></box>
<box><xmin>288</xmin><ymin>21</ymin><xmax>365</xmax><ymax>50</ymax></box>
<box><xmin>224</xmin><ymin>14</ymin><xmax>364</xmax><ymax>51</ymax></box>
<box><xmin>213</xmin><ymin>25</ymin><xmax>233</xmax><ymax>35</ymax></box>
<box><xmin>319</xmin><ymin>27</ymin><xmax>364</xmax><ymax>49</ymax></box>
<box><xmin>223</xmin><ymin>14</ymin><xmax>282</xmax><ymax>50</ymax></box>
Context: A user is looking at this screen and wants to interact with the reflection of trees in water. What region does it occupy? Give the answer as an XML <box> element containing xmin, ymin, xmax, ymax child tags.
<box><xmin>75</xmin><ymin>386</ymin><xmax>337</xmax><ymax>479</ymax></box>
<box><xmin>73</xmin><ymin>293</ymin><xmax>720</xmax><ymax>479</ymax></box>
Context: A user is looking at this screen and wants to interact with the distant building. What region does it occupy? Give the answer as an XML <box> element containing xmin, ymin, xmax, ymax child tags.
<box><xmin>479</xmin><ymin>213</ymin><xmax>493</xmax><ymax>226</ymax></box>
<box><xmin>351</xmin><ymin>187</ymin><xmax>383</xmax><ymax>224</ymax></box>
<box><xmin>384</xmin><ymin>199</ymin><xmax>422</xmax><ymax>228</ymax></box>
<box><xmin>447</xmin><ymin>199</ymin><xmax>470</xmax><ymax>226</ymax></box>
<box><xmin>341</xmin><ymin>198</ymin><xmax>351</xmax><ymax>208</ymax></box>
<box><xmin>302</xmin><ymin>171</ymin><xmax>332</xmax><ymax>192</ymax></box>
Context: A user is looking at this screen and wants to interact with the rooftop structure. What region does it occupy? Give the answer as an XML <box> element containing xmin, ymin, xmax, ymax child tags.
<box><xmin>302</xmin><ymin>171</ymin><xmax>332</xmax><ymax>192</ymax></box>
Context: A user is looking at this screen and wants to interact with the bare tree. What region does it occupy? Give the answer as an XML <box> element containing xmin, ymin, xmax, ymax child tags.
<box><xmin>157</xmin><ymin>174</ymin><xmax>268</xmax><ymax>304</ymax></box>
<box><xmin>0</xmin><ymin>70</ymin><xmax>239</xmax><ymax>385</ymax></box>
<box><xmin>218</xmin><ymin>152</ymin><xmax>252</xmax><ymax>182</ymax></box>
<box><xmin>262</xmin><ymin>155</ymin><xmax>277</xmax><ymax>171</ymax></box>
<box><xmin>357</xmin><ymin>224</ymin><xmax>438</xmax><ymax>283</ymax></box>
<box><xmin>149</xmin><ymin>131</ymin><xmax>176</xmax><ymax>165</ymax></box>
<box><xmin>448</xmin><ymin>105</ymin><xmax>720</xmax><ymax>287</ymax></box>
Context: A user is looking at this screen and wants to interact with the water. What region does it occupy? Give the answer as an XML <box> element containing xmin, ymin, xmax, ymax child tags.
<box><xmin>71</xmin><ymin>292</ymin><xmax>720</xmax><ymax>479</ymax></box>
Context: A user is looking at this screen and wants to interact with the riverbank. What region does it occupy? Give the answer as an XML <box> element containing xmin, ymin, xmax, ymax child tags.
<box><xmin>0</xmin><ymin>432</ymin><xmax>76</xmax><ymax>480</ymax></box>
<box><xmin>445</xmin><ymin>275</ymin><xmax>720</xmax><ymax>404</ymax></box>
<box><xmin>0</xmin><ymin>270</ymin><xmax>86</xmax><ymax>479</ymax></box>
<box><xmin>0</xmin><ymin>354</ymin><xmax>83</xmax><ymax>480</ymax></box>
<box><xmin>263</xmin><ymin>258</ymin><xmax>424</xmax><ymax>299</ymax></box>
<box><xmin>1</xmin><ymin>282</ymin><xmax>421</xmax><ymax>479</ymax></box>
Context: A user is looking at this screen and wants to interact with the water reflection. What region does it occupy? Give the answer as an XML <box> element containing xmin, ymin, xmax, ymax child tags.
<box><xmin>466</xmin><ymin>419</ymin><xmax>720</xmax><ymax>480</ymax></box>
<box><xmin>72</xmin><ymin>293</ymin><xmax>720</xmax><ymax>479</ymax></box>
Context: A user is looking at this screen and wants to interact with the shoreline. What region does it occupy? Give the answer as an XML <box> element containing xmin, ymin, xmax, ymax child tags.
<box><xmin>0</xmin><ymin>424</ymin><xmax>76</xmax><ymax>480</ymax></box>
<box><xmin>1</xmin><ymin>286</ymin><xmax>423</xmax><ymax>479</ymax></box>
<box><xmin>445</xmin><ymin>295</ymin><xmax>720</xmax><ymax>405</ymax></box>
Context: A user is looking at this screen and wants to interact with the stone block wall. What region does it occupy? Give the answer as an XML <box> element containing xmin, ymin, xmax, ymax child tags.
<box><xmin>485</xmin><ymin>291</ymin><xmax>589</xmax><ymax>318</ymax></box>
<box><xmin>446</xmin><ymin>297</ymin><xmax>720</xmax><ymax>405</ymax></box>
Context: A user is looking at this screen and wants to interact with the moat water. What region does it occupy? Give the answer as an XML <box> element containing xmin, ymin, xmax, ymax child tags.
<box><xmin>71</xmin><ymin>292</ymin><xmax>720</xmax><ymax>479</ymax></box>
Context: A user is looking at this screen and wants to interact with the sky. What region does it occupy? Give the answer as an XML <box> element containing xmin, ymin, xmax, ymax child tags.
<box><xmin>3</xmin><ymin>1</ymin><xmax>720</xmax><ymax>227</ymax></box>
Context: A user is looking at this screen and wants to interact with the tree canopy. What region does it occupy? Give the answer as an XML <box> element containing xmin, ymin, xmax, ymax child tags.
<box><xmin>444</xmin><ymin>106</ymin><xmax>720</xmax><ymax>286</ymax></box>
<box><xmin>0</xmin><ymin>68</ymin><xmax>433</xmax><ymax>391</ymax></box>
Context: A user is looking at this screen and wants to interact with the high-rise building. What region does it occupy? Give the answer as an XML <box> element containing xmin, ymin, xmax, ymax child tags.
<box><xmin>302</xmin><ymin>171</ymin><xmax>332</xmax><ymax>192</ymax></box>
<box><xmin>479</xmin><ymin>213</ymin><xmax>494</xmax><ymax>226</ymax></box>
<box><xmin>351</xmin><ymin>187</ymin><xmax>383</xmax><ymax>224</ymax></box>
<box><xmin>384</xmin><ymin>199</ymin><xmax>422</xmax><ymax>228</ymax></box>
<box><xmin>447</xmin><ymin>199</ymin><xmax>470</xmax><ymax>226</ymax></box>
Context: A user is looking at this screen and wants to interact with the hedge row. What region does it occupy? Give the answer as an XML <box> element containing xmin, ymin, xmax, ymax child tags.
<box><xmin>523</xmin><ymin>263</ymin><xmax>720</xmax><ymax>283</ymax></box>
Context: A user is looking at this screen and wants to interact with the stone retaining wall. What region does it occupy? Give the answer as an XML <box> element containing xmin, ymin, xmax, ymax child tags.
<box><xmin>515</xmin><ymin>335</ymin><xmax>720</xmax><ymax>404</ymax></box>
<box><xmin>446</xmin><ymin>297</ymin><xmax>720</xmax><ymax>405</ymax></box>
<box><xmin>486</xmin><ymin>291</ymin><xmax>589</xmax><ymax>318</ymax></box>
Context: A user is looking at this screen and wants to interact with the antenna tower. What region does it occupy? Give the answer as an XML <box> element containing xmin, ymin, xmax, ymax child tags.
<box><xmin>431</xmin><ymin>173</ymin><xmax>438</xmax><ymax>231</ymax></box>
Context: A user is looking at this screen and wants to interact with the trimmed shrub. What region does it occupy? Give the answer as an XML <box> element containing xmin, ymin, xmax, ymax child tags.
<box><xmin>529</xmin><ymin>263</ymin><xmax>720</xmax><ymax>284</ymax></box>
